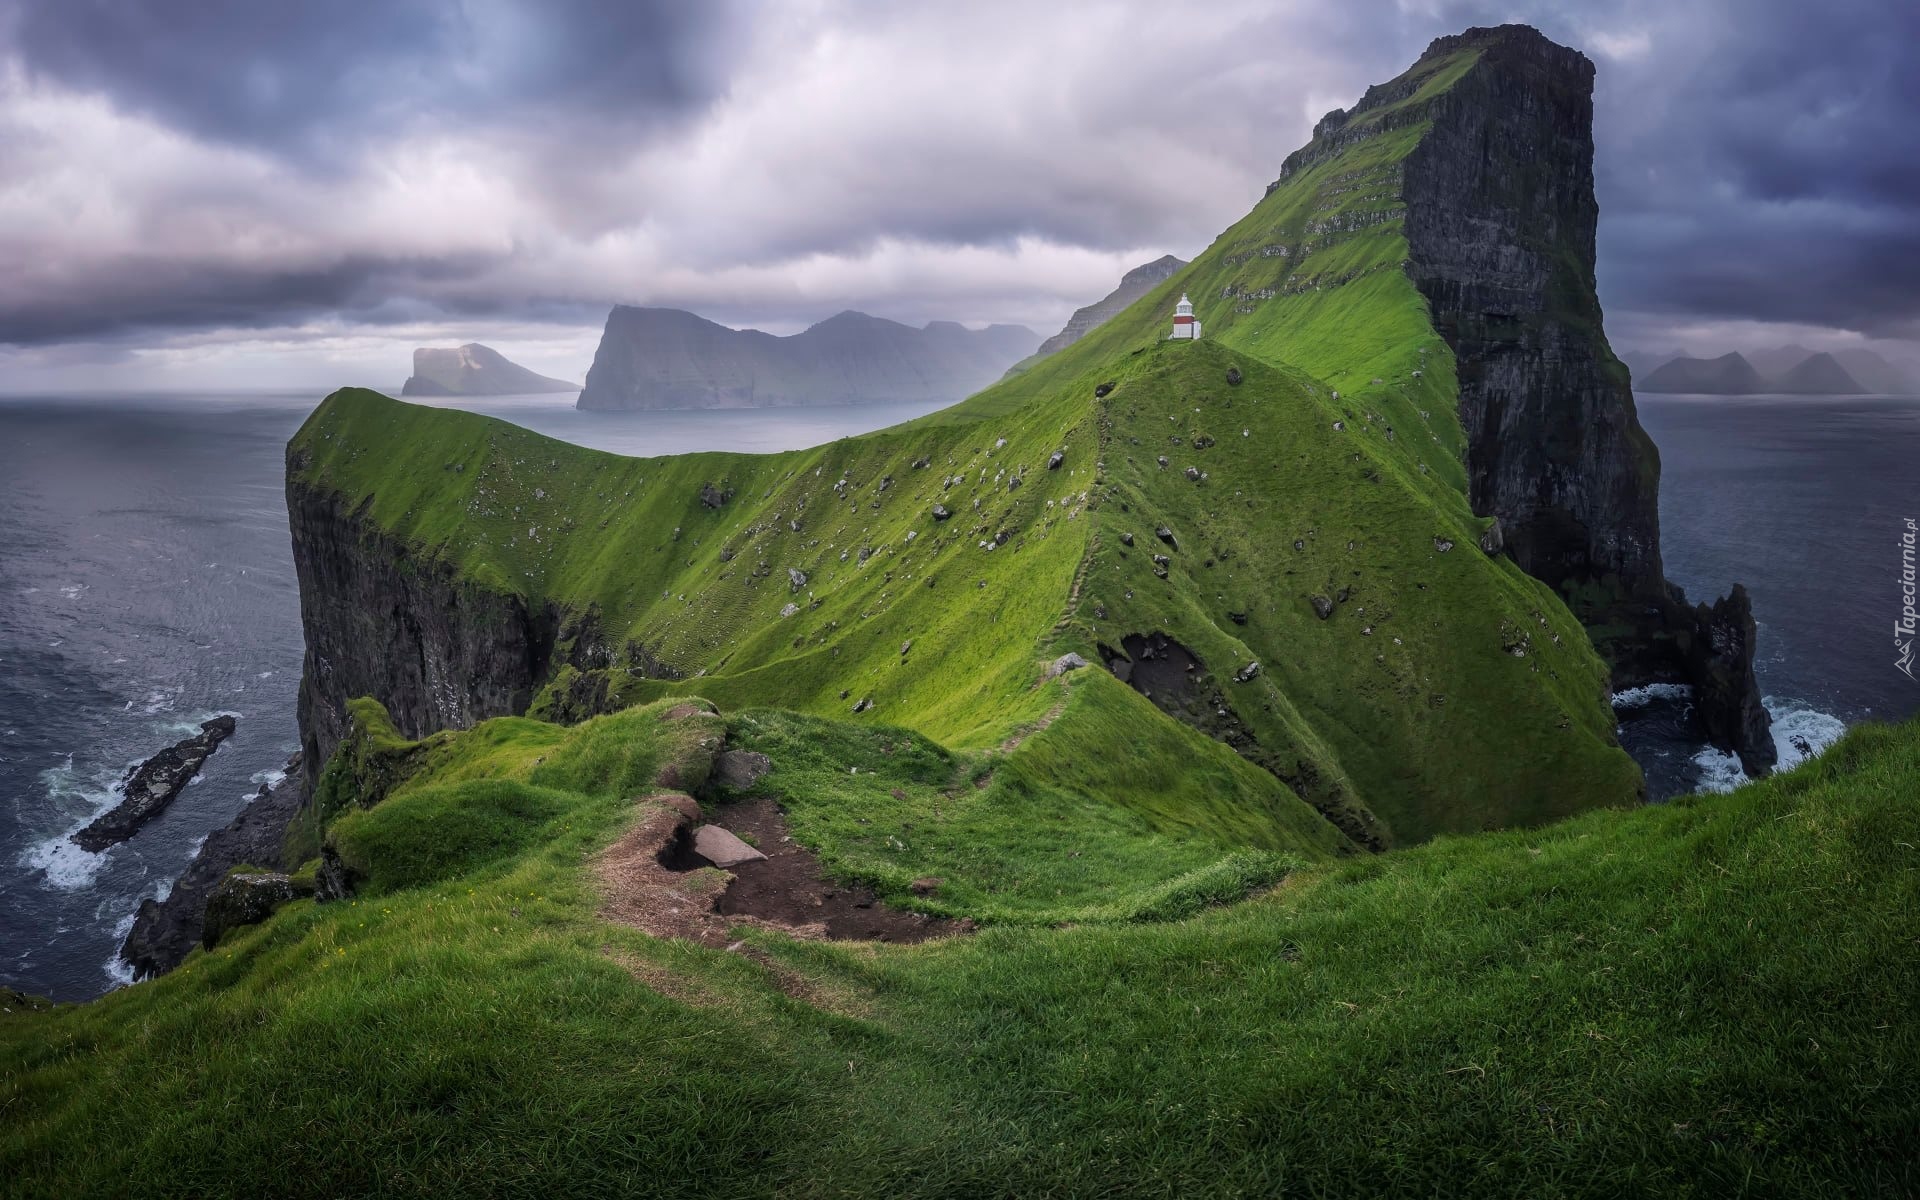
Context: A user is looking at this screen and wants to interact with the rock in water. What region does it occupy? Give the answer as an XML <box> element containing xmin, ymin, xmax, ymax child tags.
<box><xmin>72</xmin><ymin>716</ymin><xmax>237</xmax><ymax>852</ymax></box>
<box><xmin>400</xmin><ymin>344</ymin><xmax>577</xmax><ymax>397</ymax></box>
<box><xmin>120</xmin><ymin>752</ymin><xmax>304</xmax><ymax>979</ymax></box>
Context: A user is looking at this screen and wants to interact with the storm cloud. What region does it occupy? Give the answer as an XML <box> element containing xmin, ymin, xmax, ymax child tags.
<box><xmin>0</xmin><ymin>0</ymin><xmax>1914</xmax><ymax>385</ymax></box>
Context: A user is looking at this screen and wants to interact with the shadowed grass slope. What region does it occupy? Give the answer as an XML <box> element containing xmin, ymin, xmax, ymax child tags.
<box><xmin>4</xmin><ymin>713</ymin><xmax>1915</xmax><ymax>1198</ymax></box>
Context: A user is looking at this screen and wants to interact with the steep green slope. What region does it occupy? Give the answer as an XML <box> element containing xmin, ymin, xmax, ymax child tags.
<box><xmin>286</xmin><ymin>27</ymin><xmax>1637</xmax><ymax>855</ymax></box>
<box><xmin>6</xmin><ymin>711</ymin><xmax>1916</xmax><ymax>1197</ymax></box>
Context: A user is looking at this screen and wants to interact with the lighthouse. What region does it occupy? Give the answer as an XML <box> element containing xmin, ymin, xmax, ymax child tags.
<box><xmin>1168</xmin><ymin>293</ymin><xmax>1201</xmax><ymax>340</ymax></box>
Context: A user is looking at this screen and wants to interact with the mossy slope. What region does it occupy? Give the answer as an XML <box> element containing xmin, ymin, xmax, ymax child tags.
<box><xmin>5</xmin><ymin>710</ymin><xmax>1915</xmax><ymax>1197</ymax></box>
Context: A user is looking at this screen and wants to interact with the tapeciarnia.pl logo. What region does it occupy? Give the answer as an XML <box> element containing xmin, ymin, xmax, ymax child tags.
<box><xmin>1900</xmin><ymin>517</ymin><xmax>1918</xmax><ymax>681</ymax></box>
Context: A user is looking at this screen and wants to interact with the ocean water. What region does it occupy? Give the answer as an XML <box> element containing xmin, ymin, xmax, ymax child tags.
<box><xmin>1622</xmin><ymin>393</ymin><xmax>1920</xmax><ymax>796</ymax></box>
<box><xmin>0</xmin><ymin>388</ymin><xmax>1912</xmax><ymax>1000</ymax></box>
<box><xmin>0</xmin><ymin>390</ymin><xmax>954</xmax><ymax>1001</ymax></box>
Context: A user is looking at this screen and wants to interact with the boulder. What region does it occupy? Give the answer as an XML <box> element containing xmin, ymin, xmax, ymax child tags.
<box><xmin>1047</xmin><ymin>652</ymin><xmax>1089</xmax><ymax>678</ymax></box>
<box><xmin>699</xmin><ymin>483</ymin><xmax>731</xmax><ymax>509</ymax></box>
<box><xmin>1311</xmin><ymin>594</ymin><xmax>1335</xmax><ymax>620</ymax></box>
<box><xmin>1047</xmin><ymin>450</ymin><xmax>1065</xmax><ymax>470</ymax></box>
<box><xmin>1226</xmin><ymin>367</ymin><xmax>1243</xmax><ymax>385</ymax></box>
<box><xmin>691</xmin><ymin>825</ymin><xmax>767</xmax><ymax>869</ymax></box>
<box><xmin>788</xmin><ymin>567</ymin><xmax>808</xmax><ymax>590</ymax></box>
<box><xmin>932</xmin><ymin>504</ymin><xmax>952</xmax><ymax>521</ymax></box>
<box><xmin>1478</xmin><ymin>518</ymin><xmax>1505</xmax><ymax>555</ymax></box>
<box><xmin>201</xmin><ymin>872</ymin><xmax>297</xmax><ymax>950</ymax></box>
<box><xmin>1094</xmin><ymin>381</ymin><xmax>1115</xmax><ymax>398</ymax></box>
<box><xmin>713</xmin><ymin>750</ymin><xmax>772</xmax><ymax>791</ymax></box>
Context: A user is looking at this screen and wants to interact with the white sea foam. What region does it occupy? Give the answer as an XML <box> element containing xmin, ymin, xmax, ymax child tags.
<box><xmin>1611</xmin><ymin>682</ymin><xmax>1693</xmax><ymax>709</ymax></box>
<box><xmin>250</xmin><ymin>766</ymin><xmax>288</xmax><ymax>790</ymax></box>
<box><xmin>18</xmin><ymin>756</ymin><xmax>132</xmax><ymax>890</ymax></box>
<box><xmin>1691</xmin><ymin>697</ymin><xmax>1847</xmax><ymax>795</ymax></box>
<box><xmin>102</xmin><ymin>912</ymin><xmax>137</xmax><ymax>989</ymax></box>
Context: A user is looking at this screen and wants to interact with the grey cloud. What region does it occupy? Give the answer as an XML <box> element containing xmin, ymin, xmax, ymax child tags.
<box><xmin>2</xmin><ymin>0</ymin><xmax>741</xmax><ymax>159</ymax></box>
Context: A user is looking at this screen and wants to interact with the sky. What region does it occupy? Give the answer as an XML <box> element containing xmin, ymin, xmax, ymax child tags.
<box><xmin>0</xmin><ymin>0</ymin><xmax>1915</xmax><ymax>391</ymax></box>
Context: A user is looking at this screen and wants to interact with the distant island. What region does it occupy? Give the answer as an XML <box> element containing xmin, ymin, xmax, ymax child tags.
<box><xmin>575</xmin><ymin>307</ymin><xmax>1038</xmax><ymax>411</ymax></box>
<box><xmin>1635</xmin><ymin>345</ymin><xmax>1914</xmax><ymax>395</ymax></box>
<box><xmin>400</xmin><ymin>344</ymin><xmax>578</xmax><ymax>397</ymax></box>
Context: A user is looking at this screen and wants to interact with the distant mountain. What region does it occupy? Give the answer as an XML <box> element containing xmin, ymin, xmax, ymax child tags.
<box><xmin>575</xmin><ymin>307</ymin><xmax>1040</xmax><ymax>411</ymax></box>
<box><xmin>1638</xmin><ymin>346</ymin><xmax>1900</xmax><ymax>395</ymax></box>
<box><xmin>1027</xmin><ymin>255</ymin><xmax>1186</xmax><ymax>363</ymax></box>
<box><xmin>1638</xmin><ymin>352</ymin><xmax>1767</xmax><ymax>395</ymax></box>
<box><xmin>1829</xmin><ymin>349</ymin><xmax>1914</xmax><ymax>394</ymax></box>
<box><xmin>1773</xmin><ymin>352</ymin><xmax>1867</xmax><ymax>395</ymax></box>
<box><xmin>401</xmin><ymin>344</ymin><xmax>577</xmax><ymax>397</ymax></box>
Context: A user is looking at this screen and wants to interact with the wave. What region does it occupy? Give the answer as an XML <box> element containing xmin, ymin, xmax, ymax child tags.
<box><xmin>1691</xmin><ymin>697</ymin><xmax>1848</xmax><ymax>795</ymax></box>
<box><xmin>1611</xmin><ymin>682</ymin><xmax>1693</xmax><ymax>709</ymax></box>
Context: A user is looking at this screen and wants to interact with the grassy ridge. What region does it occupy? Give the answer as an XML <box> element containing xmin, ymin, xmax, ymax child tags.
<box><xmin>5</xmin><ymin>705</ymin><xmax>1915</xmax><ymax>1197</ymax></box>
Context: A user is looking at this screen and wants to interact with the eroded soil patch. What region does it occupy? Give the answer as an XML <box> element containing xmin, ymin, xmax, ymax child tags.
<box><xmin>596</xmin><ymin>795</ymin><xmax>968</xmax><ymax>948</ymax></box>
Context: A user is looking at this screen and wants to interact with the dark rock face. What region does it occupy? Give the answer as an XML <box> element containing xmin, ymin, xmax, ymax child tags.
<box><xmin>1393</xmin><ymin>24</ymin><xmax>1775</xmax><ymax>772</ymax></box>
<box><xmin>288</xmin><ymin>475</ymin><xmax>557</xmax><ymax>794</ymax></box>
<box><xmin>71</xmin><ymin>716</ymin><xmax>237</xmax><ymax>852</ymax></box>
<box><xmin>120</xmin><ymin>754</ymin><xmax>303</xmax><ymax>979</ymax></box>
<box><xmin>1102</xmin><ymin>633</ymin><xmax>1382</xmax><ymax>850</ymax></box>
<box><xmin>201</xmin><ymin>872</ymin><xmax>299</xmax><ymax>951</ymax></box>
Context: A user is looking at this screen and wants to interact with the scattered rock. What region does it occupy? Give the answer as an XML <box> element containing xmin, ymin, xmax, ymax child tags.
<box><xmin>1094</xmin><ymin>381</ymin><xmax>1116</xmax><ymax>398</ymax></box>
<box><xmin>1119</xmin><ymin>531</ymin><xmax>1135</xmax><ymax>546</ymax></box>
<box><xmin>900</xmin><ymin>640</ymin><xmax>913</xmax><ymax>656</ymax></box>
<box><xmin>1155</xmin><ymin>525</ymin><xmax>1177</xmax><ymax>548</ymax></box>
<box><xmin>72</xmin><ymin>716</ymin><xmax>238</xmax><ymax>852</ymax></box>
<box><xmin>691</xmin><ymin>825</ymin><xmax>767</xmax><ymax>869</ymax></box>
<box><xmin>1156</xmin><ymin>456</ymin><xmax>1170</xmax><ymax>469</ymax></box>
<box><xmin>1478</xmin><ymin>518</ymin><xmax>1505</xmax><ymax>555</ymax></box>
<box><xmin>932</xmin><ymin>504</ymin><xmax>952</xmax><ymax>521</ymax></box>
<box><xmin>1233</xmin><ymin>661</ymin><xmax>1261</xmax><ymax>683</ymax></box>
<box><xmin>713</xmin><ymin>750</ymin><xmax>772</xmax><ymax>791</ymax></box>
<box><xmin>1226</xmin><ymin>367</ymin><xmax>1243</xmax><ymax>386</ymax></box>
<box><xmin>852</xmin><ymin>697</ymin><xmax>873</xmax><ymax>714</ymax></box>
<box><xmin>787</xmin><ymin>567</ymin><xmax>808</xmax><ymax>591</ymax></box>
<box><xmin>1152</xmin><ymin>554</ymin><xmax>1171</xmax><ymax>568</ymax></box>
<box><xmin>699</xmin><ymin>482</ymin><xmax>731</xmax><ymax>509</ymax></box>
<box><xmin>1184</xmin><ymin>466</ymin><xmax>1202</xmax><ymax>481</ymax></box>
<box><xmin>1047</xmin><ymin>652</ymin><xmax>1089</xmax><ymax>678</ymax></box>
<box><xmin>1332</xmin><ymin>420</ymin><xmax>1345</xmax><ymax>431</ymax></box>
<box><xmin>1434</xmin><ymin>536</ymin><xmax>1455</xmax><ymax>553</ymax></box>
<box><xmin>200</xmin><ymin>871</ymin><xmax>299</xmax><ymax>950</ymax></box>
<box><xmin>780</xmin><ymin>602</ymin><xmax>800</xmax><ymax>618</ymax></box>
<box><xmin>912</xmin><ymin>456</ymin><xmax>931</xmax><ymax>469</ymax></box>
<box><xmin>1311</xmin><ymin>594</ymin><xmax>1335</xmax><ymax>620</ymax></box>
<box><xmin>1228</xmin><ymin>611</ymin><xmax>1248</xmax><ymax>625</ymax></box>
<box><xmin>1047</xmin><ymin>450</ymin><xmax>1065</xmax><ymax>470</ymax></box>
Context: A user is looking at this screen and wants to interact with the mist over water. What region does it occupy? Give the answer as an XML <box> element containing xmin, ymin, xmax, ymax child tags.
<box><xmin>0</xmin><ymin>387</ymin><xmax>1912</xmax><ymax>1000</ymax></box>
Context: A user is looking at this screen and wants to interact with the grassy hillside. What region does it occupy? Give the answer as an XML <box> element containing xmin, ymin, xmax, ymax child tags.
<box><xmin>284</xmin><ymin>34</ymin><xmax>1626</xmax><ymax>855</ymax></box>
<box><xmin>6</xmin><ymin>704</ymin><xmax>1915</xmax><ymax>1197</ymax></box>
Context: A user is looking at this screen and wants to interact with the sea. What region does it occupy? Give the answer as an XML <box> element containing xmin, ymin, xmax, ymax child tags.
<box><xmin>1</xmin><ymin>388</ymin><xmax>1915</xmax><ymax>1000</ymax></box>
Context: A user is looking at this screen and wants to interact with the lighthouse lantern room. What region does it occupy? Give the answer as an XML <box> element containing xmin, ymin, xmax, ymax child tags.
<box><xmin>1168</xmin><ymin>293</ymin><xmax>1201</xmax><ymax>340</ymax></box>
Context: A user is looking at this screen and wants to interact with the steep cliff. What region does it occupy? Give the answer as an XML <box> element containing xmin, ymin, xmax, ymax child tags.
<box><xmin>1392</xmin><ymin>25</ymin><xmax>1774</xmax><ymax>771</ymax></box>
<box><xmin>287</xmin><ymin>457</ymin><xmax>555</xmax><ymax>791</ymax></box>
<box><xmin>576</xmin><ymin>307</ymin><xmax>1039</xmax><ymax>411</ymax></box>
<box><xmin>401</xmin><ymin>343</ymin><xmax>577</xmax><ymax>396</ymax></box>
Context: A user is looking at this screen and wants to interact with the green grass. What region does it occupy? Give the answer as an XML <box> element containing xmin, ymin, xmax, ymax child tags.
<box><xmin>5</xmin><ymin>713</ymin><xmax>1915</xmax><ymax>1197</ymax></box>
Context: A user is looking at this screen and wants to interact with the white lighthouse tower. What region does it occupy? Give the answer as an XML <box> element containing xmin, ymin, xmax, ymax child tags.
<box><xmin>1168</xmin><ymin>293</ymin><xmax>1201</xmax><ymax>340</ymax></box>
